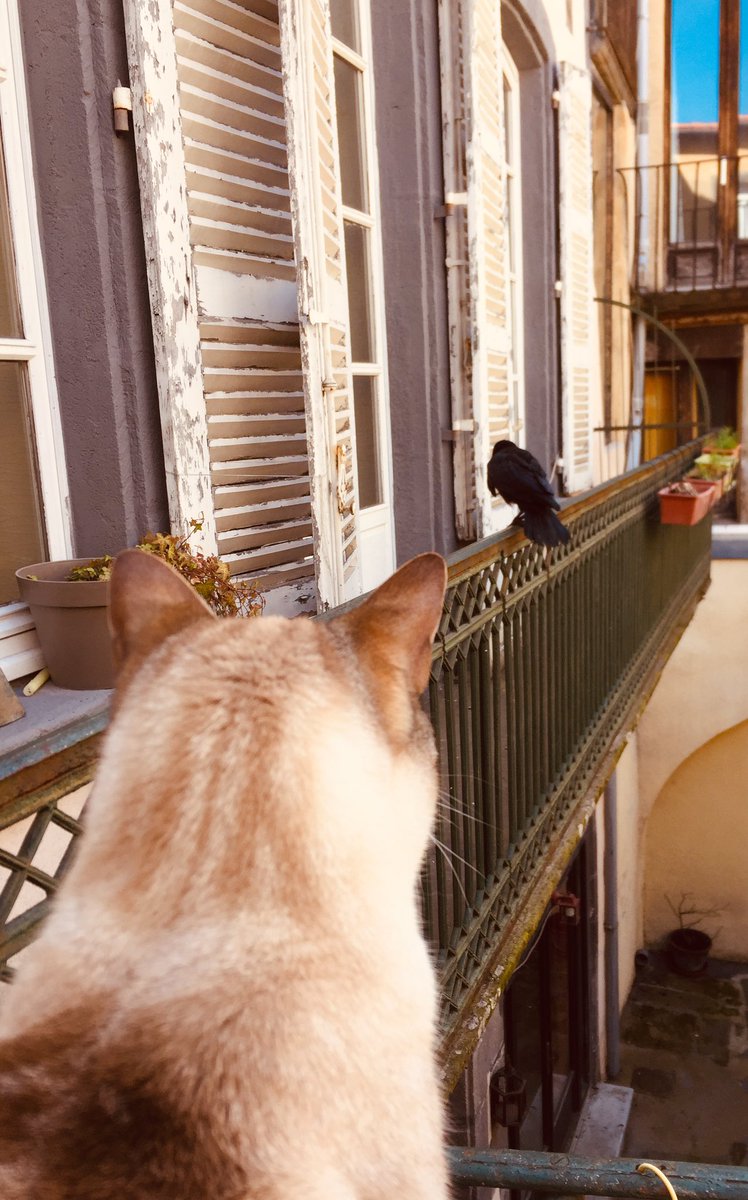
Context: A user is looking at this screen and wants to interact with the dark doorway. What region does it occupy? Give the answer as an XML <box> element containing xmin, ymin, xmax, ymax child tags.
<box><xmin>501</xmin><ymin>841</ymin><xmax>592</xmax><ymax>1160</ymax></box>
<box><xmin>696</xmin><ymin>357</ymin><xmax>739</xmax><ymax>431</ymax></box>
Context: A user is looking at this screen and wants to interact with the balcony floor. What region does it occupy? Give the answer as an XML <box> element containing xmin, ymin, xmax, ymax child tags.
<box><xmin>619</xmin><ymin>950</ymin><xmax>748</xmax><ymax>1166</ymax></box>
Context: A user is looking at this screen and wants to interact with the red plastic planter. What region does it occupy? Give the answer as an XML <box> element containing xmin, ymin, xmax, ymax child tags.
<box><xmin>658</xmin><ymin>480</ymin><xmax>717</xmax><ymax>526</ymax></box>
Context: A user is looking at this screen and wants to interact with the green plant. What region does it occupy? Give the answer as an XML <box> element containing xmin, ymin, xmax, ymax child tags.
<box><xmin>692</xmin><ymin>455</ymin><xmax>726</xmax><ymax>482</ymax></box>
<box><xmin>67</xmin><ymin>520</ymin><xmax>264</xmax><ymax>618</ymax></box>
<box><xmin>706</xmin><ymin>426</ymin><xmax>739</xmax><ymax>451</ymax></box>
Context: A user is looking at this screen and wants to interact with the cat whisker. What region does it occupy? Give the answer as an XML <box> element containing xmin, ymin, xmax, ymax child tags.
<box><xmin>429</xmin><ymin>835</ymin><xmax>471</xmax><ymax>909</ymax></box>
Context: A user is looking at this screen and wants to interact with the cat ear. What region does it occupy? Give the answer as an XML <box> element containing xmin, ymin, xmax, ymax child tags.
<box><xmin>109</xmin><ymin>549</ymin><xmax>214</xmax><ymax>674</ymax></box>
<box><xmin>340</xmin><ymin>553</ymin><xmax>447</xmax><ymax>695</ymax></box>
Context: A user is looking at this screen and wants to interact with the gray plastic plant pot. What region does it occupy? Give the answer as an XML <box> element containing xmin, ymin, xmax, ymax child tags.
<box><xmin>16</xmin><ymin>559</ymin><xmax>115</xmax><ymax>690</ymax></box>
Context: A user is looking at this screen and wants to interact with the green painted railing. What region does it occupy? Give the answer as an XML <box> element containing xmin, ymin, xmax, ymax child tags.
<box><xmin>425</xmin><ymin>442</ymin><xmax>711</xmax><ymax>1043</ymax></box>
<box><xmin>0</xmin><ymin>444</ymin><xmax>711</xmax><ymax>1028</ymax></box>
<box><xmin>448</xmin><ymin>1147</ymin><xmax>748</xmax><ymax>1197</ymax></box>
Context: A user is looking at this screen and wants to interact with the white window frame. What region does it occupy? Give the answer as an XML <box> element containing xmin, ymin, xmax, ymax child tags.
<box><xmin>0</xmin><ymin>0</ymin><xmax>71</xmax><ymax>561</ymax></box>
<box><xmin>502</xmin><ymin>49</ymin><xmax>526</xmax><ymax>448</ymax></box>
<box><xmin>332</xmin><ymin>4</ymin><xmax>396</xmax><ymax>593</ymax></box>
<box><xmin>0</xmin><ymin>0</ymin><xmax>71</xmax><ymax>680</ymax></box>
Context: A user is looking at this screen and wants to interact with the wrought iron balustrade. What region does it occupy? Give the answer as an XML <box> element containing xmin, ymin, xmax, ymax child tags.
<box><xmin>623</xmin><ymin>155</ymin><xmax>748</xmax><ymax>293</ymax></box>
<box><xmin>1</xmin><ymin>445</ymin><xmax>711</xmax><ymax>1039</ymax></box>
<box><xmin>425</xmin><ymin>442</ymin><xmax>711</xmax><ymax>1051</ymax></box>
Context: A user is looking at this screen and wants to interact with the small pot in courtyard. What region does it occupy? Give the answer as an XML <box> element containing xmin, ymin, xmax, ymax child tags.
<box><xmin>665</xmin><ymin>927</ymin><xmax>713</xmax><ymax>976</ymax></box>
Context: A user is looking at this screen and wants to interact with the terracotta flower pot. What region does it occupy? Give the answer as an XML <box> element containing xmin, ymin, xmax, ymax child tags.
<box><xmin>658</xmin><ymin>480</ymin><xmax>717</xmax><ymax>526</ymax></box>
<box><xmin>666</xmin><ymin>927</ymin><xmax>712</xmax><ymax>976</ymax></box>
<box><xmin>15</xmin><ymin>559</ymin><xmax>115</xmax><ymax>690</ymax></box>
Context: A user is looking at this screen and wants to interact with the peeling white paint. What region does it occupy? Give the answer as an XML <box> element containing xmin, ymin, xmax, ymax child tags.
<box><xmin>123</xmin><ymin>0</ymin><xmax>217</xmax><ymax>551</ymax></box>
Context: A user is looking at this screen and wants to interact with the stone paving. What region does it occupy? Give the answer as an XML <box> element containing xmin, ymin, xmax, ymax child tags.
<box><xmin>618</xmin><ymin>951</ymin><xmax>748</xmax><ymax>1165</ymax></box>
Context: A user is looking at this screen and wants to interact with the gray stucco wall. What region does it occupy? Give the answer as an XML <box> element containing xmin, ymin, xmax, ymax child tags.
<box><xmin>370</xmin><ymin>0</ymin><xmax>458</xmax><ymax>561</ymax></box>
<box><xmin>19</xmin><ymin>0</ymin><xmax>169</xmax><ymax>557</ymax></box>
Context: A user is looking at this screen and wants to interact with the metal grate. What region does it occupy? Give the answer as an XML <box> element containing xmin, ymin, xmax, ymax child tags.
<box><xmin>0</xmin><ymin>783</ymin><xmax>88</xmax><ymax>984</ymax></box>
<box><xmin>426</xmin><ymin>440</ymin><xmax>711</xmax><ymax>1031</ymax></box>
<box><xmin>0</xmin><ymin>444</ymin><xmax>711</xmax><ymax>1031</ymax></box>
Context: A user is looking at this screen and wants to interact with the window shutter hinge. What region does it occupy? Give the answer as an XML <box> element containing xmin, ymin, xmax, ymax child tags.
<box><xmin>112</xmin><ymin>83</ymin><xmax>132</xmax><ymax>134</ymax></box>
<box><xmin>436</xmin><ymin>191</ymin><xmax>468</xmax><ymax>218</ymax></box>
<box><xmin>443</xmin><ymin>419</ymin><xmax>476</xmax><ymax>442</ymax></box>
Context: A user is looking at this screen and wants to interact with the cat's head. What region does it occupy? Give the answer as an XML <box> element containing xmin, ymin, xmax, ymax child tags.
<box><xmin>104</xmin><ymin>549</ymin><xmax>447</xmax><ymax>916</ymax></box>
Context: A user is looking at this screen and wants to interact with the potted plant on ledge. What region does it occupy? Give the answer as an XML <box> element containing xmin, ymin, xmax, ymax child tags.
<box><xmin>658</xmin><ymin>478</ymin><xmax>717</xmax><ymax>526</ymax></box>
<box><xmin>15</xmin><ymin>521</ymin><xmax>263</xmax><ymax>691</ymax></box>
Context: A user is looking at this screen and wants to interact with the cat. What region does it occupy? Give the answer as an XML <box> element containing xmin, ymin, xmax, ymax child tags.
<box><xmin>0</xmin><ymin>548</ymin><xmax>450</xmax><ymax>1200</ymax></box>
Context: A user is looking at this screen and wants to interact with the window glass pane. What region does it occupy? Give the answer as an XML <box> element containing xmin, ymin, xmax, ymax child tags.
<box><xmin>344</xmin><ymin>220</ymin><xmax>374</xmax><ymax>361</ymax></box>
<box><xmin>670</xmin><ymin>0</ymin><xmax>720</xmax><ymax>243</ymax></box>
<box><xmin>353</xmin><ymin>375</ymin><xmax>382</xmax><ymax>508</ymax></box>
<box><xmin>0</xmin><ymin>123</ymin><xmax>23</xmax><ymax>338</ymax></box>
<box><xmin>330</xmin><ymin>0</ymin><xmax>360</xmax><ymax>53</ymax></box>
<box><xmin>0</xmin><ymin>361</ymin><xmax>47</xmax><ymax>602</ymax></box>
<box><xmin>333</xmin><ymin>54</ymin><xmax>368</xmax><ymax>213</ymax></box>
<box><xmin>739</xmin><ymin>0</ymin><xmax>748</xmax><ymax>237</ymax></box>
<box><xmin>670</xmin><ymin>0</ymin><xmax>719</xmax><ymax>156</ymax></box>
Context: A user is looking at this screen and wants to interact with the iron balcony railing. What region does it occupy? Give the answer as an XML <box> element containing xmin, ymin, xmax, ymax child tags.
<box><xmin>425</xmin><ymin>441</ymin><xmax>710</xmax><ymax>1061</ymax></box>
<box><xmin>1</xmin><ymin>445</ymin><xmax>711</xmax><ymax>1037</ymax></box>
<box><xmin>448</xmin><ymin>1148</ymin><xmax>748</xmax><ymax>1197</ymax></box>
<box><xmin>623</xmin><ymin>154</ymin><xmax>748</xmax><ymax>293</ymax></box>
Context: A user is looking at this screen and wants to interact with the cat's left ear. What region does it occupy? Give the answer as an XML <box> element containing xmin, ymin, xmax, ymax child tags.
<box><xmin>339</xmin><ymin>553</ymin><xmax>447</xmax><ymax>695</ymax></box>
<box><xmin>109</xmin><ymin>549</ymin><xmax>214</xmax><ymax>677</ymax></box>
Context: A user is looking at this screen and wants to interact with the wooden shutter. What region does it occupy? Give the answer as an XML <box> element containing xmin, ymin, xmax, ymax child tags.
<box><xmin>278</xmin><ymin>0</ymin><xmax>362</xmax><ymax>606</ymax></box>
<box><xmin>174</xmin><ymin>0</ymin><xmax>318</xmax><ymax>608</ymax></box>
<box><xmin>559</xmin><ymin>61</ymin><xmax>597</xmax><ymax>493</ymax></box>
<box><xmin>439</xmin><ymin>0</ymin><xmax>512</xmax><ymax>541</ymax></box>
<box><xmin>127</xmin><ymin>0</ymin><xmax>319</xmax><ymax>612</ymax></box>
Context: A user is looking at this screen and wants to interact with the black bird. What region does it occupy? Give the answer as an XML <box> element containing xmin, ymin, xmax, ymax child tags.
<box><xmin>487</xmin><ymin>440</ymin><xmax>570</xmax><ymax>548</ymax></box>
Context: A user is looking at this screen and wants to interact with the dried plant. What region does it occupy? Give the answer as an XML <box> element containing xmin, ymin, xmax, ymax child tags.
<box><xmin>67</xmin><ymin>520</ymin><xmax>264</xmax><ymax>619</ymax></box>
<box><xmin>666</xmin><ymin>892</ymin><xmax>723</xmax><ymax>932</ymax></box>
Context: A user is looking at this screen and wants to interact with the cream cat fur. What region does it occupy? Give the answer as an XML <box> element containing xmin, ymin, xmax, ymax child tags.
<box><xmin>0</xmin><ymin>549</ymin><xmax>450</xmax><ymax>1199</ymax></box>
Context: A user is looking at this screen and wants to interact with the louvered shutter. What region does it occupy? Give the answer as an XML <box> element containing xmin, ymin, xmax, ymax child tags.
<box><xmin>278</xmin><ymin>0</ymin><xmax>362</xmax><ymax>606</ymax></box>
<box><xmin>439</xmin><ymin>0</ymin><xmax>513</xmax><ymax>541</ymax></box>
<box><xmin>126</xmin><ymin>0</ymin><xmax>318</xmax><ymax>610</ymax></box>
<box><xmin>174</xmin><ymin>0</ymin><xmax>317</xmax><ymax>604</ymax></box>
<box><xmin>558</xmin><ymin>61</ymin><xmax>596</xmax><ymax>493</ymax></box>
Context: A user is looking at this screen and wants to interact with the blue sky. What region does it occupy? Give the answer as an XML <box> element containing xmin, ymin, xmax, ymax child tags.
<box><xmin>671</xmin><ymin>0</ymin><xmax>748</xmax><ymax>122</ymax></box>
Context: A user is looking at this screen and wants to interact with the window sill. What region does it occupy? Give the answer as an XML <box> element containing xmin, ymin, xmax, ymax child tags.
<box><xmin>0</xmin><ymin>681</ymin><xmax>111</xmax><ymax>783</ymax></box>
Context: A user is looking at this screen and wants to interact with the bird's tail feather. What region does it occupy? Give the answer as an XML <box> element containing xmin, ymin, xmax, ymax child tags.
<box><xmin>522</xmin><ymin>509</ymin><xmax>570</xmax><ymax>548</ymax></box>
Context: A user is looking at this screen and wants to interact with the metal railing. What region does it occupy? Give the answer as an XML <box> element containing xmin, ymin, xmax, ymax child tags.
<box><xmin>448</xmin><ymin>1148</ymin><xmax>748</xmax><ymax>1197</ymax></box>
<box><xmin>424</xmin><ymin>442</ymin><xmax>711</xmax><ymax>1041</ymax></box>
<box><xmin>623</xmin><ymin>155</ymin><xmax>748</xmax><ymax>293</ymax></box>
<box><xmin>1</xmin><ymin>446</ymin><xmax>711</xmax><ymax>1037</ymax></box>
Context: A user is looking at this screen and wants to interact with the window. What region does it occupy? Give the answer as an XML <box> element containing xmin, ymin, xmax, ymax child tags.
<box><xmin>669</xmin><ymin>0</ymin><xmax>748</xmax><ymax>249</ymax></box>
<box><xmin>330</xmin><ymin>0</ymin><xmax>395</xmax><ymax>591</ymax></box>
<box><xmin>0</xmin><ymin>0</ymin><xmax>69</xmax><ymax>615</ymax></box>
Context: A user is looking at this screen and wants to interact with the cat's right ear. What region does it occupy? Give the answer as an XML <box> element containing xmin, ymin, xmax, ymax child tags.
<box><xmin>109</xmin><ymin>549</ymin><xmax>214</xmax><ymax>677</ymax></box>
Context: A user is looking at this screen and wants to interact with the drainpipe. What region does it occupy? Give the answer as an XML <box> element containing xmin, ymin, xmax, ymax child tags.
<box><xmin>628</xmin><ymin>0</ymin><xmax>650</xmax><ymax>472</ymax></box>
<box><xmin>604</xmin><ymin>773</ymin><xmax>620</xmax><ymax>1080</ymax></box>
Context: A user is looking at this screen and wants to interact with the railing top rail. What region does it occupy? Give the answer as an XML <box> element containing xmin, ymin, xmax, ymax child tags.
<box><xmin>445</xmin><ymin>439</ymin><xmax>703</xmax><ymax>586</ymax></box>
<box><xmin>618</xmin><ymin>153</ymin><xmax>748</xmax><ymax>173</ymax></box>
<box><xmin>448</xmin><ymin>1148</ymin><xmax>748</xmax><ymax>1199</ymax></box>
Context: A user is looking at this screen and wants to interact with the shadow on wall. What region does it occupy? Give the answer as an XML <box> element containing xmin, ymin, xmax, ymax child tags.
<box><xmin>643</xmin><ymin>720</ymin><xmax>748</xmax><ymax>961</ymax></box>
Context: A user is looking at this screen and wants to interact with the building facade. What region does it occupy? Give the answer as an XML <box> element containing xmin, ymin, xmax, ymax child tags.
<box><xmin>3</xmin><ymin>0</ymin><xmax>745</xmax><ymax>1185</ymax></box>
